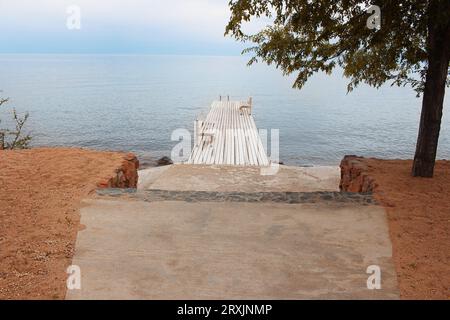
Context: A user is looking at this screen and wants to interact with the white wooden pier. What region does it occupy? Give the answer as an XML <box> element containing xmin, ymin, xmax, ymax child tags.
<box><xmin>187</xmin><ymin>98</ymin><xmax>269</xmax><ymax>166</ymax></box>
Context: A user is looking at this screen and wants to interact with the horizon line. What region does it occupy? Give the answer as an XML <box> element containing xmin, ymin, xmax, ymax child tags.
<box><xmin>0</xmin><ymin>52</ymin><xmax>247</xmax><ymax>57</ymax></box>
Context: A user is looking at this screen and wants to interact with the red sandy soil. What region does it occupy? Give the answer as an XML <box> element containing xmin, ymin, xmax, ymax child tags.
<box><xmin>0</xmin><ymin>148</ymin><xmax>127</xmax><ymax>299</ymax></box>
<box><xmin>364</xmin><ymin>159</ymin><xmax>450</xmax><ymax>300</ymax></box>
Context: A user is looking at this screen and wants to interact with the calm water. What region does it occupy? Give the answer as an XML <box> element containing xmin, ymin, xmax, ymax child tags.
<box><xmin>1</xmin><ymin>54</ymin><xmax>449</xmax><ymax>166</ymax></box>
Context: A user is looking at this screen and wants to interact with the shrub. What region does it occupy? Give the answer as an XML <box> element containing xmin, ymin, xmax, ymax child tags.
<box><xmin>0</xmin><ymin>97</ymin><xmax>31</xmax><ymax>150</ymax></box>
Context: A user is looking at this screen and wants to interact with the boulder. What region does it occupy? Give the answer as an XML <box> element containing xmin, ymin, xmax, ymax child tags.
<box><xmin>157</xmin><ymin>156</ymin><xmax>173</xmax><ymax>166</ymax></box>
<box><xmin>340</xmin><ymin>155</ymin><xmax>377</xmax><ymax>193</ymax></box>
<box><xmin>97</xmin><ymin>153</ymin><xmax>139</xmax><ymax>189</ymax></box>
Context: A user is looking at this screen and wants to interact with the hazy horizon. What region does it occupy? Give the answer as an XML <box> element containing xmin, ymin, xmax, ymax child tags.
<box><xmin>0</xmin><ymin>0</ymin><xmax>257</xmax><ymax>55</ymax></box>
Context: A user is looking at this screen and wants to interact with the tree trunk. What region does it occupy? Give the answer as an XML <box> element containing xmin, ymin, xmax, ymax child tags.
<box><xmin>412</xmin><ymin>3</ymin><xmax>450</xmax><ymax>177</ymax></box>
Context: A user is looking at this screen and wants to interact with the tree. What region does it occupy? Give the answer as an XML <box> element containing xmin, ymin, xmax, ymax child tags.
<box><xmin>0</xmin><ymin>97</ymin><xmax>31</xmax><ymax>150</ymax></box>
<box><xmin>226</xmin><ymin>0</ymin><xmax>450</xmax><ymax>177</ymax></box>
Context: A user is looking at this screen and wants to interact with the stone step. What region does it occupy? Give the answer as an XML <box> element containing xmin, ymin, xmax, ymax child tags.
<box><xmin>96</xmin><ymin>188</ymin><xmax>376</xmax><ymax>205</ymax></box>
<box><xmin>138</xmin><ymin>164</ymin><xmax>341</xmax><ymax>193</ymax></box>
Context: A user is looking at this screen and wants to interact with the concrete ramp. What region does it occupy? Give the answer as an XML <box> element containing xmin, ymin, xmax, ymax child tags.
<box><xmin>66</xmin><ymin>198</ymin><xmax>399</xmax><ymax>300</ymax></box>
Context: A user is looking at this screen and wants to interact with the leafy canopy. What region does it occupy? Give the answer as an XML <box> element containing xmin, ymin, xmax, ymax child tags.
<box><xmin>225</xmin><ymin>0</ymin><xmax>449</xmax><ymax>94</ymax></box>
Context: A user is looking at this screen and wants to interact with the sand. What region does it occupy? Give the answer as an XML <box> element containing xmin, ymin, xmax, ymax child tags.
<box><xmin>363</xmin><ymin>159</ymin><xmax>450</xmax><ymax>300</ymax></box>
<box><xmin>0</xmin><ymin>148</ymin><xmax>127</xmax><ymax>299</ymax></box>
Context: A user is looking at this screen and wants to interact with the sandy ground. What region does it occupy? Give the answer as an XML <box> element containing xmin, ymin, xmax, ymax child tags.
<box><xmin>364</xmin><ymin>159</ymin><xmax>450</xmax><ymax>300</ymax></box>
<box><xmin>0</xmin><ymin>148</ymin><xmax>127</xmax><ymax>299</ymax></box>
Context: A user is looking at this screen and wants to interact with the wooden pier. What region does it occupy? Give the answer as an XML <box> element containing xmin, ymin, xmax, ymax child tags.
<box><xmin>187</xmin><ymin>98</ymin><xmax>269</xmax><ymax>166</ymax></box>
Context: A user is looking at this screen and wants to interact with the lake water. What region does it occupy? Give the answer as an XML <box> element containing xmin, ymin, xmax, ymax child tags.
<box><xmin>1</xmin><ymin>54</ymin><xmax>449</xmax><ymax>166</ymax></box>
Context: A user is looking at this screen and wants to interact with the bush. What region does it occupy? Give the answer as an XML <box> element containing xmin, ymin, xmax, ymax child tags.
<box><xmin>0</xmin><ymin>97</ymin><xmax>31</xmax><ymax>150</ymax></box>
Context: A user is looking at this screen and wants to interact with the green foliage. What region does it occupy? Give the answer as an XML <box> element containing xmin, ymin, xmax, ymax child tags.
<box><xmin>225</xmin><ymin>0</ymin><xmax>450</xmax><ymax>95</ymax></box>
<box><xmin>0</xmin><ymin>97</ymin><xmax>31</xmax><ymax>150</ymax></box>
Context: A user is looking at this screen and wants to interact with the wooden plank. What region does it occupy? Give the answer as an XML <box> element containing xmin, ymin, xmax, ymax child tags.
<box><xmin>188</xmin><ymin>99</ymin><xmax>269</xmax><ymax>166</ymax></box>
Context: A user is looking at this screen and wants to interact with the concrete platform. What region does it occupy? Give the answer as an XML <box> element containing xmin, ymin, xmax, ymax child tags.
<box><xmin>138</xmin><ymin>165</ymin><xmax>340</xmax><ymax>193</ymax></box>
<box><xmin>66</xmin><ymin>198</ymin><xmax>399</xmax><ymax>300</ymax></box>
<box><xmin>137</xmin><ymin>165</ymin><xmax>171</xmax><ymax>190</ymax></box>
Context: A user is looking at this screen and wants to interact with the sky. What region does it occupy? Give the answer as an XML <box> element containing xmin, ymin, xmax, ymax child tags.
<box><xmin>0</xmin><ymin>0</ymin><xmax>259</xmax><ymax>55</ymax></box>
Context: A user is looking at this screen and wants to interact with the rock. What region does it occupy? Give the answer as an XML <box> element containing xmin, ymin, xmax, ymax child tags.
<box><xmin>157</xmin><ymin>156</ymin><xmax>173</xmax><ymax>166</ymax></box>
<box><xmin>339</xmin><ymin>155</ymin><xmax>377</xmax><ymax>193</ymax></box>
<box><xmin>124</xmin><ymin>153</ymin><xmax>136</xmax><ymax>161</ymax></box>
<box><xmin>97</xmin><ymin>153</ymin><xmax>140</xmax><ymax>189</ymax></box>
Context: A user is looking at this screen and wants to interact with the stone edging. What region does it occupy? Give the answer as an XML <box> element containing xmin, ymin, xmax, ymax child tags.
<box><xmin>96</xmin><ymin>189</ymin><xmax>377</xmax><ymax>205</ymax></box>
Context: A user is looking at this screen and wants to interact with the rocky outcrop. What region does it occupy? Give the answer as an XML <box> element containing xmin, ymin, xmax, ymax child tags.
<box><xmin>157</xmin><ymin>156</ymin><xmax>173</xmax><ymax>166</ymax></box>
<box><xmin>97</xmin><ymin>153</ymin><xmax>139</xmax><ymax>189</ymax></box>
<box><xmin>340</xmin><ymin>155</ymin><xmax>377</xmax><ymax>193</ymax></box>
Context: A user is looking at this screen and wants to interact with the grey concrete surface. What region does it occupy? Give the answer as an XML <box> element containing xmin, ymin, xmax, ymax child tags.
<box><xmin>137</xmin><ymin>165</ymin><xmax>172</xmax><ymax>190</ymax></box>
<box><xmin>139</xmin><ymin>165</ymin><xmax>341</xmax><ymax>193</ymax></box>
<box><xmin>66</xmin><ymin>199</ymin><xmax>399</xmax><ymax>300</ymax></box>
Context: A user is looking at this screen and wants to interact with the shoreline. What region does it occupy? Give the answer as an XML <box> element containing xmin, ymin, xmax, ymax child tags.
<box><xmin>1</xmin><ymin>147</ymin><xmax>449</xmax><ymax>299</ymax></box>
